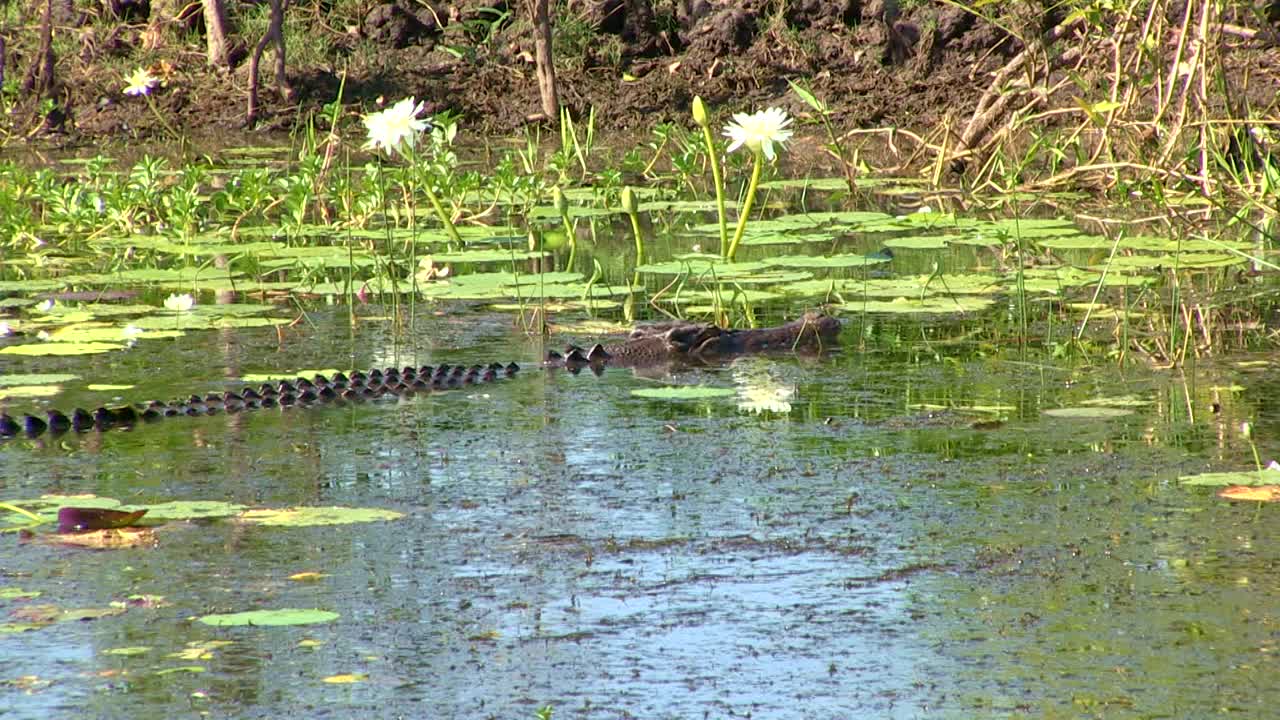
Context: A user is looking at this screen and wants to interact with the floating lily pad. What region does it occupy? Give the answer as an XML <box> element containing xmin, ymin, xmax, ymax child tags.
<box><xmin>104</xmin><ymin>646</ymin><xmax>152</xmax><ymax>656</ymax></box>
<box><xmin>841</xmin><ymin>296</ymin><xmax>996</xmax><ymax>313</ymax></box>
<box><xmin>126</xmin><ymin>500</ymin><xmax>247</xmax><ymax>521</ymax></box>
<box><xmin>198</xmin><ymin>609</ymin><xmax>340</xmax><ymax>626</ymax></box>
<box><xmin>86</xmin><ymin>383</ymin><xmax>135</xmax><ymax>391</ymax></box>
<box><xmin>1042</xmin><ymin>407</ymin><xmax>1134</xmax><ymax>418</ymax></box>
<box><xmin>636</xmin><ymin>257</ymin><xmax>770</xmax><ymax>276</ymax></box>
<box><xmin>882</xmin><ymin>235</ymin><xmax>953</xmax><ymax>250</ymax></box>
<box><xmin>0</xmin><ymin>385</ymin><xmax>62</xmax><ymax>399</ymax></box>
<box><xmin>235</xmin><ymin>506</ymin><xmax>404</xmax><ymax>526</ymax></box>
<box><xmin>0</xmin><ymin>341</ymin><xmax>125</xmax><ymax>356</ymax></box>
<box><xmin>430</xmin><ymin>249</ymin><xmax>549</xmax><ymax>263</ymax></box>
<box><xmin>1179</xmin><ymin>468</ymin><xmax>1280</xmax><ymax>487</ymax></box>
<box><xmin>0</xmin><ymin>587</ymin><xmax>41</xmax><ymax>600</ymax></box>
<box><xmin>631</xmin><ymin>386</ymin><xmax>736</xmax><ymax>400</ymax></box>
<box><xmin>763</xmin><ymin>254</ymin><xmax>892</xmax><ymax>269</ymax></box>
<box><xmin>0</xmin><ymin>373</ymin><xmax>79</xmax><ymax>387</ymax></box>
<box><xmin>323</xmin><ymin>673</ymin><xmax>370</xmax><ymax>684</ymax></box>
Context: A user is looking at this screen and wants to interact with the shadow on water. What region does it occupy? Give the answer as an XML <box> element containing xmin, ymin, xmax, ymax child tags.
<box><xmin>2</xmin><ymin>309</ymin><xmax>1279</xmax><ymax>719</ymax></box>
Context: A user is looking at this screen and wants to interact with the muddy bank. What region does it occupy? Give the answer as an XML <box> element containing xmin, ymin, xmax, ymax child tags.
<box><xmin>5</xmin><ymin>1</ymin><xmax>1027</xmax><ymax>139</ymax></box>
<box><xmin>6</xmin><ymin>0</ymin><xmax>1279</xmax><ymax>171</ymax></box>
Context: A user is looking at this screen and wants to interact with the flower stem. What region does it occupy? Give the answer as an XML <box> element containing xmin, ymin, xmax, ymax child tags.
<box><xmin>145</xmin><ymin>96</ymin><xmax>183</xmax><ymax>144</ymax></box>
<box><xmin>700</xmin><ymin>124</ymin><xmax>728</xmax><ymax>256</ymax></box>
<box><xmin>627</xmin><ymin>208</ymin><xmax>644</xmax><ymax>271</ymax></box>
<box><xmin>725</xmin><ymin>149</ymin><xmax>763</xmax><ymax>262</ymax></box>
<box><xmin>421</xmin><ymin>182</ymin><xmax>462</xmax><ymax>245</ymax></box>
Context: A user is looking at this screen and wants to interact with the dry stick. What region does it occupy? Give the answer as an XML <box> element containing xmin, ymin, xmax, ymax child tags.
<box><xmin>956</xmin><ymin>17</ymin><xmax>1084</xmax><ymax>154</ymax></box>
<box><xmin>246</xmin><ymin>0</ymin><xmax>293</xmax><ymax>124</ymax></box>
<box><xmin>1154</xmin><ymin>0</ymin><xmax>1198</xmax><ymax>169</ymax></box>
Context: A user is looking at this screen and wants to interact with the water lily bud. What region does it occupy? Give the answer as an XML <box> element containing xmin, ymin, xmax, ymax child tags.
<box><xmin>621</xmin><ymin>186</ymin><xmax>637</xmax><ymax>215</ymax></box>
<box><xmin>552</xmin><ymin>186</ymin><xmax>567</xmax><ymax>216</ymax></box>
<box><xmin>692</xmin><ymin>96</ymin><xmax>708</xmax><ymax>128</ymax></box>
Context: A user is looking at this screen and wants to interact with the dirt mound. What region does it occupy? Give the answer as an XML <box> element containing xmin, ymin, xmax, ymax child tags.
<box><xmin>10</xmin><ymin>0</ymin><xmax>1017</xmax><ymax>141</ymax></box>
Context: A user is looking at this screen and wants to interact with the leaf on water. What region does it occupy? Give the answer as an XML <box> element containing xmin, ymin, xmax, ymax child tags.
<box><xmin>882</xmin><ymin>235</ymin><xmax>953</xmax><ymax>250</ymax></box>
<box><xmin>241</xmin><ymin>370</ymin><xmax>343</xmax><ymax>383</ymax></box>
<box><xmin>289</xmin><ymin>572</ymin><xmax>328</xmax><ymax>582</ymax></box>
<box><xmin>104</xmin><ymin>646</ymin><xmax>152</xmax><ymax>656</ymax></box>
<box><xmin>430</xmin><ymin>249</ymin><xmax>549</xmax><ymax>263</ymax></box>
<box><xmin>763</xmin><ymin>254</ymin><xmax>893</xmax><ymax>269</ymax></box>
<box><xmin>323</xmin><ymin>673</ymin><xmax>369</xmax><ymax>684</ymax></box>
<box><xmin>235</xmin><ymin>506</ymin><xmax>405</xmax><ymax>526</ymax></box>
<box><xmin>0</xmin><ymin>280</ymin><xmax>67</xmax><ymax>292</ymax></box>
<box><xmin>125</xmin><ymin>501</ymin><xmax>246</xmax><ymax>521</ymax></box>
<box><xmin>0</xmin><ymin>385</ymin><xmax>62</xmax><ymax>400</ymax></box>
<box><xmin>1218</xmin><ymin>485</ymin><xmax>1280</xmax><ymax>502</ymax></box>
<box><xmin>487</xmin><ymin>300</ymin><xmax>623</xmax><ymax>312</ymax></box>
<box><xmin>0</xmin><ymin>587</ymin><xmax>41</xmax><ymax>600</ymax></box>
<box><xmin>841</xmin><ymin>296</ymin><xmax>997</xmax><ymax>313</ymax></box>
<box><xmin>1094</xmin><ymin>253</ymin><xmax>1244</xmax><ymax>270</ymax></box>
<box><xmin>0</xmin><ymin>341</ymin><xmax>124</xmax><ymax>356</ymax></box>
<box><xmin>155</xmin><ymin>666</ymin><xmax>207</xmax><ymax>675</ymax></box>
<box><xmin>636</xmin><ymin>257</ymin><xmax>770</xmax><ymax>276</ymax></box>
<box><xmin>1041</xmin><ymin>407</ymin><xmax>1134</xmax><ymax>418</ymax></box>
<box><xmin>58</xmin><ymin>507</ymin><xmax>148</xmax><ymax>533</ymax></box>
<box><xmin>1079</xmin><ymin>395</ymin><xmax>1150</xmax><ymax>407</ymax></box>
<box><xmin>86</xmin><ymin>384</ymin><xmax>135</xmax><ymax>391</ymax></box>
<box><xmin>631</xmin><ymin>386</ymin><xmax>736</xmax><ymax>400</ymax></box>
<box><xmin>198</xmin><ymin>609</ymin><xmax>340</xmax><ymax>627</ymax></box>
<box><xmin>42</xmin><ymin>527</ymin><xmax>158</xmax><ymax>549</ymax></box>
<box><xmin>1180</xmin><ymin>468</ymin><xmax>1280</xmax><ymax>487</ymax></box>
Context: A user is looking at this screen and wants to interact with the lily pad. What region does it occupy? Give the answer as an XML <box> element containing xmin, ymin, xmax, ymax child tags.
<box><xmin>235</xmin><ymin>506</ymin><xmax>405</xmax><ymax>526</ymax></box>
<box><xmin>1179</xmin><ymin>468</ymin><xmax>1280</xmax><ymax>487</ymax></box>
<box><xmin>0</xmin><ymin>341</ymin><xmax>125</xmax><ymax>356</ymax></box>
<box><xmin>763</xmin><ymin>254</ymin><xmax>893</xmax><ymax>269</ymax></box>
<box><xmin>0</xmin><ymin>373</ymin><xmax>78</xmax><ymax>387</ymax></box>
<box><xmin>1042</xmin><ymin>407</ymin><xmax>1134</xmax><ymax>418</ymax></box>
<box><xmin>631</xmin><ymin>386</ymin><xmax>736</xmax><ymax>400</ymax></box>
<box><xmin>198</xmin><ymin>608</ymin><xmax>340</xmax><ymax>626</ymax></box>
<box><xmin>841</xmin><ymin>296</ymin><xmax>996</xmax><ymax>313</ymax></box>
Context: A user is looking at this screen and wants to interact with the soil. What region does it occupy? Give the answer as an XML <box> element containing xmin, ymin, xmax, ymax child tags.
<box><xmin>6</xmin><ymin>1</ymin><xmax>1280</xmax><ymax>155</ymax></box>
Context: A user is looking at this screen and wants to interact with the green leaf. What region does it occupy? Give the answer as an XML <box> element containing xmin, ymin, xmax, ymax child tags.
<box><xmin>235</xmin><ymin>506</ymin><xmax>404</xmax><ymax>526</ymax></box>
<box><xmin>631</xmin><ymin>386</ymin><xmax>736</xmax><ymax>400</ymax></box>
<box><xmin>198</xmin><ymin>609</ymin><xmax>340</xmax><ymax>626</ymax></box>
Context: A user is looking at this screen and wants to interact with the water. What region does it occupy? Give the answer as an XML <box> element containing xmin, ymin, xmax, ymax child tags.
<box><xmin>2</xmin><ymin>309</ymin><xmax>1278</xmax><ymax>719</ymax></box>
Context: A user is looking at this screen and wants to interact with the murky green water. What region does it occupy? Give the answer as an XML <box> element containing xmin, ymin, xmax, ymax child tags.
<box><xmin>3</xmin><ymin>308</ymin><xmax>1277</xmax><ymax>719</ymax></box>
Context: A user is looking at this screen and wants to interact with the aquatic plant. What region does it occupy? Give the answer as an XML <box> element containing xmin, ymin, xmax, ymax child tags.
<box><xmin>691</xmin><ymin>96</ymin><xmax>729</xmax><ymax>256</ymax></box>
<box><xmin>723</xmin><ymin>107</ymin><xmax>793</xmax><ymax>261</ymax></box>
<box><xmin>360</xmin><ymin>97</ymin><xmax>462</xmax><ymax>245</ymax></box>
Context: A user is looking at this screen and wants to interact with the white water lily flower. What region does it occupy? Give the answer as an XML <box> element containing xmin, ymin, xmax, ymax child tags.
<box><xmin>123</xmin><ymin>68</ymin><xmax>159</xmax><ymax>97</ymax></box>
<box><xmin>0</xmin><ymin>321</ymin><xmax>11</xmax><ymax>337</ymax></box>
<box><xmin>362</xmin><ymin>97</ymin><xmax>429</xmax><ymax>157</ymax></box>
<box><xmin>164</xmin><ymin>293</ymin><xmax>195</xmax><ymax>312</ymax></box>
<box><xmin>122</xmin><ymin>324</ymin><xmax>144</xmax><ymax>338</ymax></box>
<box><xmin>723</xmin><ymin>107</ymin><xmax>793</xmax><ymax>161</ymax></box>
<box><xmin>37</xmin><ymin>299</ymin><xmax>55</xmax><ymax>312</ymax></box>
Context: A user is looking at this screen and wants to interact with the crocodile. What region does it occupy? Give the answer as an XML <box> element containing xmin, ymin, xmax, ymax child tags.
<box><xmin>0</xmin><ymin>313</ymin><xmax>839</xmax><ymax>439</ymax></box>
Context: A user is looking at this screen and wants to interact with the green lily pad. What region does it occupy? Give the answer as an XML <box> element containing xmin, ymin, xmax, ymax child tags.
<box><xmin>0</xmin><ymin>385</ymin><xmax>62</xmax><ymax>400</ymax></box>
<box><xmin>636</xmin><ymin>257</ymin><xmax>770</xmax><ymax>276</ymax></box>
<box><xmin>763</xmin><ymin>254</ymin><xmax>893</xmax><ymax>269</ymax></box>
<box><xmin>1041</xmin><ymin>407</ymin><xmax>1135</xmax><ymax>418</ymax></box>
<box><xmin>882</xmin><ymin>235</ymin><xmax>954</xmax><ymax>250</ymax></box>
<box><xmin>235</xmin><ymin>506</ymin><xmax>404</xmax><ymax>526</ymax></box>
<box><xmin>0</xmin><ymin>341</ymin><xmax>125</xmax><ymax>356</ymax></box>
<box><xmin>86</xmin><ymin>384</ymin><xmax>135</xmax><ymax>392</ymax></box>
<box><xmin>631</xmin><ymin>386</ymin><xmax>736</xmax><ymax>400</ymax></box>
<box><xmin>0</xmin><ymin>373</ymin><xmax>79</xmax><ymax>387</ymax></box>
<box><xmin>841</xmin><ymin>296</ymin><xmax>996</xmax><ymax>313</ymax></box>
<box><xmin>104</xmin><ymin>646</ymin><xmax>152</xmax><ymax>656</ymax></box>
<box><xmin>123</xmin><ymin>501</ymin><xmax>247</xmax><ymax>521</ymax></box>
<box><xmin>1179</xmin><ymin>469</ymin><xmax>1280</xmax><ymax>487</ymax></box>
<box><xmin>0</xmin><ymin>587</ymin><xmax>41</xmax><ymax>600</ymax></box>
<box><xmin>198</xmin><ymin>609</ymin><xmax>340</xmax><ymax>627</ymax></box>
<box><xmin>430</xmin><ymin>249</ymin><xmax>549</xmax><ymax>263</ymax></box>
